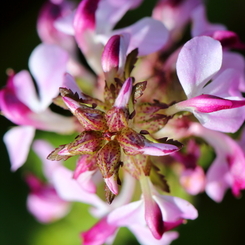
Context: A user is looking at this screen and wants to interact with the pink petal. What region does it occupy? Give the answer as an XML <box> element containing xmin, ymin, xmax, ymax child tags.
<box><xmin>153</xmin><ymin>194</ymin><xmax>198</xmax><ymax>222</ymax></box>
<box><xmin>81</xmin><ymin>217</ymin><xmax>118</xmax><ymax>245</ymax></box>
<box><xmin>3</xmin><ymin>126</ymin><xmax>35</xmax><ymax>171</ymax></box>
<box><xmin>113</xmin><ymin>17</ymin><xmax>169</xmax><ymax>56</ymax></box>
<box><xmin>107</xmin><ymin>200</ymin><xmax>145</xmax><ymax>226</ymax></box>
<box><xmin>176</xmin><ymin>36</ymin><xmax>222</xmax><ymax>98</ymax></box>
<box><xmin>129</xmin><ymin>225</ymin><xmax>179</xmax><ymax>245</ymax></box>
<box><xmin>32</xmin><ymin>140</ymin><xmax>62</xmax><ymax>180</ymax></box>
<box><xmin>77</xmin><ymin>170</ymin><xmax>97</xmax><ymax>193</ymax></box>
<box><xmin>12</xmin><ymin>70</ymin><xmax>40</xmax><ymax>112</ymax></box>
<box><xmin>114</xmin><ymin>77</ymin><xmax>133</xmax><ymax>108</ymax></box>
<box><xmin>191</xmin><ymin>4</ymin><xmax>226</xmax><ymax>37</ymax></box>
<box><xmin>205</xmin><ymin>156</ymin><xmax>231</xmax><ymax>202</ymax></box>
<box><xmin>28</xmin><ymin>43</ymin><xmax>69</xmax><ymax>110</ymax></box>
<box><xmin>52</xmin><ymin>166</ymin><xmax>106</xmax><ymax>209</ymax></box>
<box><xmin>54</xmin><ymin>10</ymin><xmax>75</xmax><ymax>35</ymax></box>
<box><xmin>96</xmin><ymin>0</ymin><xmax>143</xmax><ymax>34</ymax></box>
<box><xmin>194</xmin><ymin>106</ymin><xmax>245</xmax><ymax>133</ymax></box>
<box><xmin>62</xmin><ymin>73</ymin><xmax>83</xmax><ymax>97</ymax></box>
<box><xmin>140</xmin><ymin>142</ymin><xmax>180</xmax><ymax>156</ymax></box>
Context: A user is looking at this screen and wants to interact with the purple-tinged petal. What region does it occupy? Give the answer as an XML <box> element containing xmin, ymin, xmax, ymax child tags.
<box><xmin>96</xmin><ymin>0</ymin><xmax>143</xmax><ymax>34</ymax></box>
<box><xmin>153</xmin><ymin>194</ymin><xmax>198</xmax><ymax>222</ymax></box>
<box><xmin>129</xmin><ymin>226</ymin><xmax>179</xmax><ymax>245</ymax></box>
<box><xmin>32</xmin><ymin>140</ymin><xmax>62</xmax><ymax>181</ymax></box>
<box><xmin>81</xmin><ymin>217</ymin><xmax>118</xmax><ymax>245</ymax></box>
<box><xmin>191</xmin><ymin>4</ymin><xmax>226</xmax><ymax>37</ymax></box>
<box><xmin>26</xmin><ymin>174</ymin><xmax>69</xmax><ymax>223</ymax></box>
<box><xmin>176</xmin><ymin>36</ymin><xmax>222</xmax><ymax>98</ymax></box>
<box><xmin>3</xmin><ymin>126</ymin><xmax>35</xmax><ymax>171</ymax></box>
<box><xmin>113</xmin><ymin>17</ymin><xmax>169</xmax><ymax>56</ymax></box>
<box><xmin>114</xmin><ymin>77</ymin><xmax>133</xmax><ymax>108</ymax></box>
<box><xmin>52</xmin><ymin>166</ymin><xmax>107</xmax><ymax>209</ymax></box>
<box><xmin>29</xmin><ymin>43</ymin><xmax>69</xmax><ymax>111</ymax></box>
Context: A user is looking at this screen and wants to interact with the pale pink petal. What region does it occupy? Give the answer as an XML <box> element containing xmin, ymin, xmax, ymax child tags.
<box><xmin>180</xmin><ymin>166</ymin><xmax>205</xmax><ymax>195</ymax></box>
<box><xmin>113</xmin><ymin>17</ymin><xmax>169</xmax><ymax>56</ymax></box>
<box><xmin>12</xmin><ymin>70</ymin><xmax>40</xmax><ymax>112</ymax></box>
<box><xmin>191</xmin><ymin>5</ymin><xmax>226</xmax><ymax>37</ymax></box>
<box><xmin>96</xmin><ymin>0</ymin><xmax>143</xmax><ymax>34</ymax></box>
<box><xmin>129</xmin><ymin>225</ymin><xmax>179</xmax><ymax>245</ymax></box>
<box><xmin>176</xmin><ymin>36</ymin><xmax>222</xmax><ymax>98</ymax></box>
<box><xmin>3</xmin><ymin>126</ymin><xmax>35</xmax><ymax>171</ymax></box>
<box><xmin>52</xmin><ymin>166</ymin><xmax>106</xmax><ymax>209</ymax></box>
<box><xmin>108</xmin><ymin>200</ymin><xmax>145</xmax><ymax>226</ymax></box>
<box><xmin>77</xmin><ymin>170</ymin><xmax>97</xmax><ymax>193</ymax></box>
<box><xmin>62</xmin><ymin>73</ymin><xmax>83</xmax><ymax>96</ymax></box>
<box><xmin>202</xmin><ymin>69</ymin><xmax>242</xmax><ymax>97</ymax></box>
<box><xmin>154</xmin><ymin>195</ymin><xmax>198</xmax><ymax>222</ymax></box>
<box><xmin>205</xmin><ymin>156</ymin><xmax>231</xmax><ymax>202</ymax></box>
<box><xmin>194</xmin><ymin>106</ymin><xmax>245</xmax><ymax>133</ymax></box>
<box><xmin>32</xmin><ymin>140</ymin><xmax>61</xmax><ymax>181</ymax></box>
<box><xmin>54</xmin><ymin>10</ymin><xmax>75</xmax><ymax>35</ymax></box>
<box><xmin>28</xmin><ymin>43</ymin><xmax>69</xmax><ymax>110</ymax></box>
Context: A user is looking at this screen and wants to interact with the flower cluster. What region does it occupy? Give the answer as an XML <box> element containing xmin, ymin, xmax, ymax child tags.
<box><xmin>1</xmin><ymin>0</ymin><xmax>245</xmax><ymax>244</ymax></box>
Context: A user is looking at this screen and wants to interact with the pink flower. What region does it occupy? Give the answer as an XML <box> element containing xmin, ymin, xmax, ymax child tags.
<box><xmin>165</xmin><ymin>36</ymin><xmax>245</xmax><ymax>132</ymax></box>
<box><xmin>189</xmin><ymin>123</ymin><xmax>245</xmax><ymax>202</ymax></box>
<box><xmin>1</xmin><ymin>44</ymin><xmax>76</xmax><ymax>170</ymax></box>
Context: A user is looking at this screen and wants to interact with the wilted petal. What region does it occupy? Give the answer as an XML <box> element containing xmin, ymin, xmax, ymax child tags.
<box><xmin>176</xmin><ymin>36</ymin><xmax>222</xmax><ymax>98</ymax></box>
<box><xmin>3</xmin><ymin>126</ymin><xmax>35</xmax><ymax>171</ymax></box>
<box><xmin>29</xmin><ymin>43</ymin><xmax>69</xmax><ymax>111</ymax></box>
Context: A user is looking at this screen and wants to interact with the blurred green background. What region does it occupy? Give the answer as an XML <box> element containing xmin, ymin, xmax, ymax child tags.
<box><xmin>1</xmin><ymin>0</ymin><xmax>245</xmax><ymax>244</ymax></box>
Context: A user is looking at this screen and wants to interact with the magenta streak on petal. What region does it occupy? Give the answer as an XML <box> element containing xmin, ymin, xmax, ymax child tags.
<box><xmin>178</xmin><ymin>94</ymin><xmax>245</xmax><ymax>113</ymax></box>
<box><xmin>62</xmin><ymin>96</ymin><xmax>80</xmax><ymax>113</ymax></box>
<box><xmin>164</xmin><ymin>219</ymin><xmax>184</xmax><ymax>232</ymax></box>
<box><xmin>81</xmin><ymin>216</ymin><xmax>118</xmax><ymax>245</ymax></box>
<box><xmin>74</xmin><ymin>0</ymin><xmax>100</xmax><ymax>31</ymax></box>
<box><xmin>213</xmin><ymin>30</ymin><xmax>245</xmax><ymax>49</ymax></box>
<box><xmin>101</xmin><ymin>35</ymin><xmax>120</xmax><ymax>73</ymax></box>
<box><xmin>114</xmin><ymin>77</ymin><xmax>133</xmax><ymax>108</ymax></box>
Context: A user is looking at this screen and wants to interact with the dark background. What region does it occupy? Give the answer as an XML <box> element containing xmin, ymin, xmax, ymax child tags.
<box><xmin>1</xmin><ymin>0</ymin><xmax>245</xmax><ymax>244</ymax></box>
